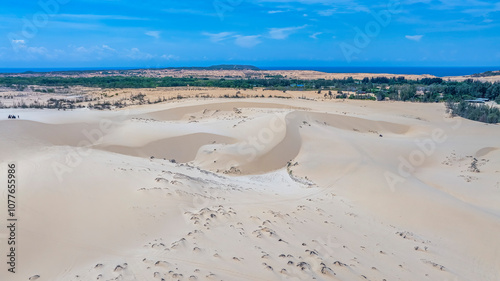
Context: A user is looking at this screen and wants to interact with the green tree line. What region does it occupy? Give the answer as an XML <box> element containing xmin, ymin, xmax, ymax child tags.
<box><xmin>1</xmin><ymin>75</ymin><xmax>499</xmax><ymax>104</ymax></box>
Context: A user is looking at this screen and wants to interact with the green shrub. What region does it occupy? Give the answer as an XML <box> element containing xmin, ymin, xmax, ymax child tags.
<box><xmin>446</xmin><ymin>101</ymin><xmax>500</xmax><ymax>124</ymax></box>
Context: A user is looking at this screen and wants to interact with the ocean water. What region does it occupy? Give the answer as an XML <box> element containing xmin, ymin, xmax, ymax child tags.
<box><xmin>261</xmin><ymin>67</ymin><xmax>500</xmax><ymax>77</ymax></box>
<box><xmin>0</xmin><ymin>66</ymin><xmax>498</xmax><ymax>77</ymax></box>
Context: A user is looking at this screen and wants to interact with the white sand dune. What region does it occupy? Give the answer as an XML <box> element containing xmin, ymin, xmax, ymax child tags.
<box><xmin>137</xmin><ymin>101</ymin><xmax>304</xmax><ymax>122</ymax></box>
<box><xmin>1</xmin><ymin>98</ymin><xmax>499</xmax><ymax>281</ymax></box>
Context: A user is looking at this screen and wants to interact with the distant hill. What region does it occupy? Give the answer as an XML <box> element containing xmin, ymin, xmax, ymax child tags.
<box><xmin>471</xmin><ymin>70</ymin><xmax>500</xmax><ymax>77</ymax></box>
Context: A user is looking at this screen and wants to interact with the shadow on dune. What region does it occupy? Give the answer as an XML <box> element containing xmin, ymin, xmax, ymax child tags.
<box><xmin>98</xmin><ymin>133</ymin><xmax>237</xmax><ymax>162</ymax></box>
<box><xmin>0</xmin><ymin>120</ymin><xmax>108</xmax><ymax>147</ymax></box>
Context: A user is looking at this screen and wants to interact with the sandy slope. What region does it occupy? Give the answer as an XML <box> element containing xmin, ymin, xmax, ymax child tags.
<box><xmin>0</xmin><ymin>98</ymin><xmax>499</xmax><ymax>281</ymax></box>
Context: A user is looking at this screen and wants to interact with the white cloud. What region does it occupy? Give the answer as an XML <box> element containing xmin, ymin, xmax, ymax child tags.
<box><xmin>257</xmin><ymin>0</ymin><xmax>369</xmax><ymax>13</ymax></box>
<box><xmin>202</xmin><ymin>32</ymin><xmax>235</xmax><ymax>42</ymax></box>
<box><xmin>2</xmin><ymin>43</ymin><xmax>166</xmax><ymax>62</ymax></box>
<box><xmin>317</xmin><ymin>9</ymin><xmax>336</xmax><ymax>16</ymax></box>
<box><xmin>11</xmin><ymin>39</ymin><xmax>25</xmax><ymax>45</ymax></box>
<box><xmin>235</xmin><ymin>35</ymin><xmax>262</xmax><ymax>48</ymax></box>
<box><xmin>161</xmin><ymin>54</ymin><xmax>179</xmax><ymax>60</ymax></box>
<box><xmin>66</xmin><ymin>45</ymin><xmax>117</xmax><ymax>60</ymax></box>
<box><xmin>57</xmin><ymin>14</ymin><xmax>146</xmax><ymax>21</ymax></box>
<box><xmin>8</xmin><ymin>43</ymin><xmax>57</xmax><ymax>60</ymax></box>
<box><xmin>26</xmin><ymin>47</ymin><xmax>48</xmax><ymax>55</ymax></box>
<box><xmin>268</xmin><ymin>10</ymin><xmax>285</xmax><ymax>14</ymax></box>
<box><xmin>268</xmin><ymin>25</ymin><xmax>307</xmax><ymax>39</ymax></box>
<box><xmin>145</xmin><ymin>31</ymin><xmax>161</xmax><ymax>39</ymax></box>
<box><xmin>75</xmin><ymin>46</ymin><xmax>88</xmax><ymax>53</ymax></box>
<box><xmin>162</xmin><ymin>8</ymin><xmax>214</xmax><ymax>16</ymax></box>
<box><xmin>102</xmin><ymin>45</ymin><xmax>115</xmax><ymax>52</ymax></box>
<box><xmin>310</xmin><ymin>32</ymin><xmax>322</xmax><ymax>39</ymax></box>
<box><xmin>462</xmin><ymin>1</ymin><xmax>500</xmax><ymax>16</ymax></box>
<box><xmin>203</xmin><ymin>32</ymin><xmax>261</xmax><ymax>48</ymax></box>
<box><xmin>405</xmin><ymin>35</ymin><xmax>423</xmax><ymax>41</ymax></box>
<box><xmin>127</xmin><ymin>48</ymin><xmax>154</xmax><ymax>60</ymax></box>
<box><xmin>404</xmin><ymin>0</ymin><xmax>432</xmax><ymax>4</ymax></box>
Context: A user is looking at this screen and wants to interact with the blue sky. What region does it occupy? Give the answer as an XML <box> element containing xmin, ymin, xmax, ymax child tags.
<box><xmin>0</xmin><ymin>0</ymin><xmax>499</xmax><ymax>68</ymax></box>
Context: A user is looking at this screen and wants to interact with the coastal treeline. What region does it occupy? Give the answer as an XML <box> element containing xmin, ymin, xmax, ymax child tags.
<box><xmin>0</xmin><ymin>76</ymin><xmax>258</xmax><ymax>90</ymax></box>
<box><xmin>446</xmin><ymin>101</ymin><xmax>500</xmax><ymax>124</ymax></box>
<box><xmin>1</xmin><ymin>75</ymin><xmax>499</xmax><ymax>123</ymax></box>
<box><xmin>1</xmin><ymin>76</ymin><xmax>499</xmax><ymax>103</ymax></box>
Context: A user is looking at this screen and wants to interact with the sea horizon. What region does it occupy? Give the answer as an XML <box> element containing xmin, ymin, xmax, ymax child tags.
<box><xmin>0</xmin><ymin>66</ymin><xmax>499</xmax><ymax>77</ymax></box>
